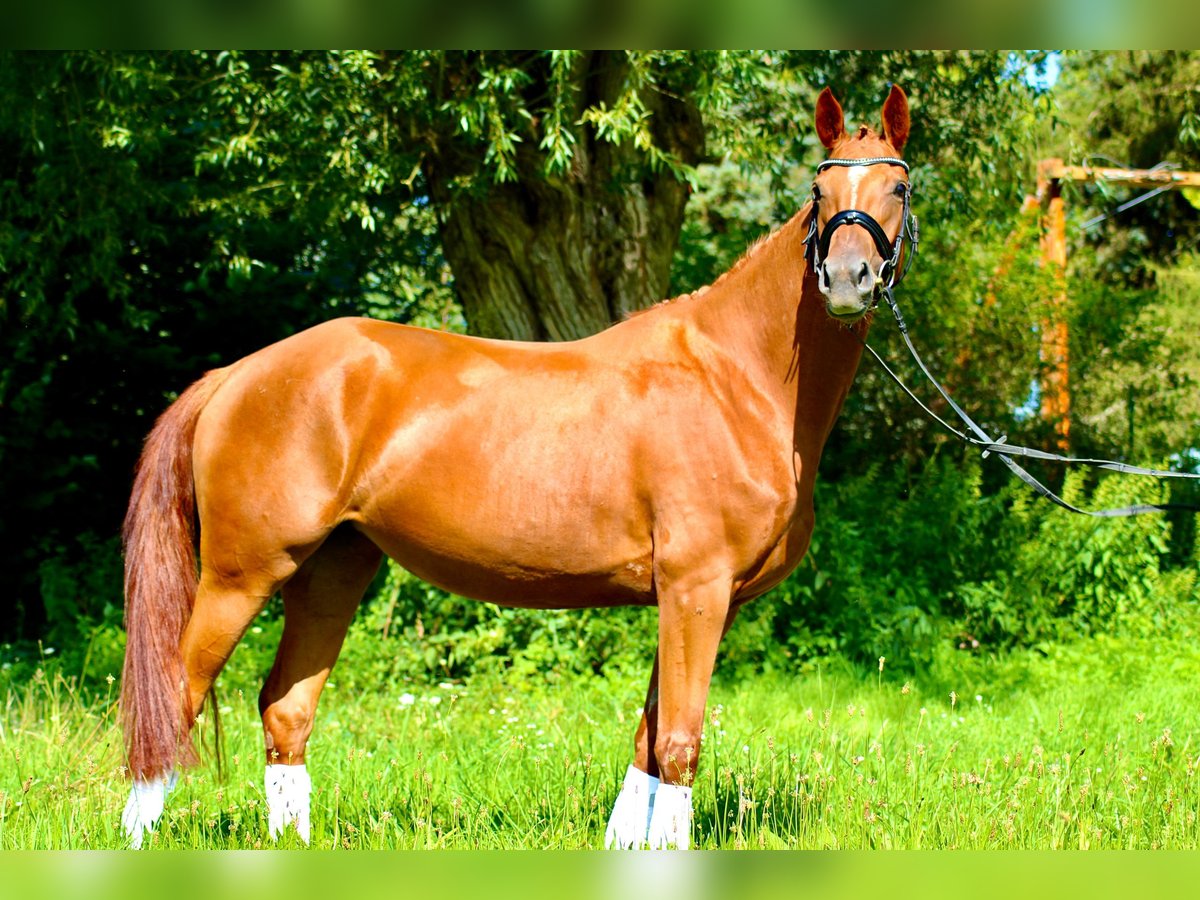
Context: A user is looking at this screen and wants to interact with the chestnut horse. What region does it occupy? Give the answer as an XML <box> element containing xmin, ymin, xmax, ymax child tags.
<box><xmin>120</xmin><ymin>86</ymin><xmax>913</xmax><ymax>849</ymax></box>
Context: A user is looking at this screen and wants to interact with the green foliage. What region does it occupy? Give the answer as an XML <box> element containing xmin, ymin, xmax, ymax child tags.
<box><xmin>723</xmin><ymin>457</ymin><xmax>1198</xmax><ymax>674</ymax></box>
<box><xmin>0</xmin><ymin>51</ymin><xmax>456</xmax><ymax>636</ymax></box>
<box><xmin>335</xmin><ymin>565</ymin><xmax>656</xmax><ymax>691</ymax></box>
<box><xmin>669</xmin><ymin>159</ymin><xmax>777</xmax><ymax>294</ymax></box>
<box><xmin>1047</xmin><ymin>51</ymin><xmax>1200</xmax><ymax>277</ymax></box>
<box><xmin>1081</xmin><ymin>254</ymin><xmax>1200</xmax><ymax>462</ymax></box>
<box><xmin>956</xmin><ymin>473</ymin><xmax>1196</xmax><ymax>648</ymax></box>
<box><xmin>37</xmin><ymin>534</ymin><xmax>123</xmax><ymax>646</ymax></box>
<box><xmin>760</xmin><ymin>456</ymin><xmax>1005</xmax><ymax>670</ymax></box>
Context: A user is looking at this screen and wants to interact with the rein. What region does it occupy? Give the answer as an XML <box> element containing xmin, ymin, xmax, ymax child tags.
<box><xmin>865</xmin><ymin>289</ymin><xmax>1200</xmax><ymax>517</ymax></box>
<box><xmin>817</xmin><ymin>157</ymin><xmax>1200</xmax><ymax>516</ymax></box>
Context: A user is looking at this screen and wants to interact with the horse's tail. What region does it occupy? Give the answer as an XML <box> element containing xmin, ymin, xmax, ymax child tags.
<box><xmin>121</xmin><ymin>367</ymin><xmax>232</xmax><ymax>780</ymax></box>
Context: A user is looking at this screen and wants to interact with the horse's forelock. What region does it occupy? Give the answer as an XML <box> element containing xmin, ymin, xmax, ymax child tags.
<box><xmin>829</xmin><ymin>126</ymin><xmax>900</xmax><ymax>160</ymax></box>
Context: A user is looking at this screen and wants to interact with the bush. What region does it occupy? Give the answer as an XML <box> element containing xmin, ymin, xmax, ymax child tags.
<box><xmin>958</xmin><ymin>470</ymin><xmax>1194</xmax><ymax>644</ymax></box>
<box><xmin>727</xmin><ymin>453</ymin><xmax>1198</xmax><ymax>674</ymax></box>
<box><xmin>736</xmin><ymin>454</ymin><xmax>1009</xmax><ymax>672</ymax></box>
<box><xmin>335</xmin><ymin>565</ymin><xmax>658</xmax><ymax>692</ymax></box>
<box><xmin>5</xmin><ymin>532</ymin><xmax>129</xmax><ymax>691</ymax></box>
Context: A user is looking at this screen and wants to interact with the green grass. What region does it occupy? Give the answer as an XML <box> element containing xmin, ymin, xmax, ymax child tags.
<box><xmin>1</xmin><ymin>628</ymin><xmax>1198</xmax><ymax>849</ymax></box>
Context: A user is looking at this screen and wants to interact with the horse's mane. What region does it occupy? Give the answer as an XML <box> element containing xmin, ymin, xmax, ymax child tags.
<box><xmin>626</xmin><ymin>208</ymin><xmax>809</xmax><ymax>320</ymax></box>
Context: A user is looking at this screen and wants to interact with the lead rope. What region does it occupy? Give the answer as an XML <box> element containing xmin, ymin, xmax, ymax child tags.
<box><xmin>863</xmin><ymin>288</ymin><xmax>1200</xmax><ymax>517</ymax></box>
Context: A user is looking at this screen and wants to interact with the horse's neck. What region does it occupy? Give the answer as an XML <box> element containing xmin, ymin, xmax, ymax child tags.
<box><xmin>685</xmin><ymin>203</ymin><xmax>867</xmax><ymax>454</ymax></box>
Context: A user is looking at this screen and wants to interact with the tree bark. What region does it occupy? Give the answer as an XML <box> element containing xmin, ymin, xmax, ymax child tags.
<box><xmin>423</xmin><ymin>52</ymin><xmax>705</xmax><ymax>341</ymax></box>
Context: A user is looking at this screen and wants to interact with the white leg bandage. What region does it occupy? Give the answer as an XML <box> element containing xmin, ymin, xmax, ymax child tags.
<box><xmin>265</xmin><ymin>763</ymin><xmax>311</xmax><ymax>843</ymax></box>
<box><xmin>122</xmin><ymin>770</ymin><xmax>177</xmax><ymax>849</ymax></box>
<box><xmin>605</xmin><ymin>764</ymin><xmax>659</xmax><ymax>849</ymax></box>
<box><xmin>646</xmin><ymin>782</ymin><xmax>692</xmax><ymax>850</ymax></box>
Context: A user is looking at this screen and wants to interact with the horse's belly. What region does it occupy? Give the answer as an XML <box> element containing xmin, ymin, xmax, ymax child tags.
<box><xmin>357</xmin><ymin>520</ymin><xmax>655</xmax><ymax>609</ymax></box>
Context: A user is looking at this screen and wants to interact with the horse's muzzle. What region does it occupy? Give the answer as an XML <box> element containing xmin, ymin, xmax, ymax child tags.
<box><xmin>818</xmin><ymin>258</ymin><xmax>876</xmax><ymax>319</ymax></box>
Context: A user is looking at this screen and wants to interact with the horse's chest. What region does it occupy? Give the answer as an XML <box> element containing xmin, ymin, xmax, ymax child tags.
<box><xmin>731</xmin><ymin>475</ymin><xmax>815</xmax><ymax>600</ymax></box>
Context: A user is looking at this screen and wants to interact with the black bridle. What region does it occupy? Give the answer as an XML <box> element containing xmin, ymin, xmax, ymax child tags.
<box><xmin>804</xmin><ymin>156</ymin><xmax>920</xmax><ymax>298</ymax></box>
<box><xmin>813</xmin><ymin>156</ymin><xmax>1200</xmax><ymax>515</ymax></box>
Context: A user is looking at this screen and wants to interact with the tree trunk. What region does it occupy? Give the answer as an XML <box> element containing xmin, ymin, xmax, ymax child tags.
<box><xmin>424</xmin><ymin>52</ymin><xmax>705</xmax><ymax>341</ymax></box>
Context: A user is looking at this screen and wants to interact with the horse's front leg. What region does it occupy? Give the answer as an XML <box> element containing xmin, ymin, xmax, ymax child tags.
<box><xmin>647</xmin><ymin>572</ymin><xmax>733</xmax><ymax>849</ymax></box>
<box><xmin>606</xmin><ymin>588</ymin><xmax>739</xmax><ymax>850</ymax></box>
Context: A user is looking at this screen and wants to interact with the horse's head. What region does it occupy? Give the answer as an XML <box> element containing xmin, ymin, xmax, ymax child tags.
<box><xmin>807</xmin><ymin>85</ymin><xmax>915</xmax><ymax>322</ymax></box>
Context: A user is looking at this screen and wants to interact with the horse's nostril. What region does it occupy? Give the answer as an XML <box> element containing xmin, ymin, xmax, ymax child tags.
<box><xmin>858</xmin><ymin>262</ymin><xmax>870</xmax><ymax>285</ymax></box>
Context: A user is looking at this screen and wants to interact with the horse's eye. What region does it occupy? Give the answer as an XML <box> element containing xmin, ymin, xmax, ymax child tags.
<box><xmin>894</xmin><ymin>183</ymin><xmax>909</xmax><ymax>199</ymax></box>
<box><xmin>812</xmin><ymin>185</ymin><xmax>822</xmax><ymax>201</ymax></box>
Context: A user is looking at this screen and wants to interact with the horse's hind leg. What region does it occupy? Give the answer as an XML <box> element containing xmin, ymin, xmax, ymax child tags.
<box><xmin>604</xmin><ymin>654</ymin><xmax>661</xmax><ymax>848</ymax></box>
<box><xmin>259</xmin><ymin>525</ymin><xmax>383</xmax><ymax>843</ymax></box>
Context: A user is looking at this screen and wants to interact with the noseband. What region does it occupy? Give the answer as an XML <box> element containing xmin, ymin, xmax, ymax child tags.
<box><xmin>804</xmin><ymin>156</ymin><xmax>920</xmax><ymax>296</ymax></box>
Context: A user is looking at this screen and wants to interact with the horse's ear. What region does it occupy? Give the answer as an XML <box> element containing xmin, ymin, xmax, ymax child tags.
<box><xmin>881</xmin><ymin>84</ymin><xmax>909</xmax><ymax>152</ymax></box>
<box><xmin>815</xmin><ymin>87</ymin><xmax>845</xmax><ymax>150</ymax></box>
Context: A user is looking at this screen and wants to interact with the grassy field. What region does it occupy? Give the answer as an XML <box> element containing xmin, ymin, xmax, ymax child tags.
<box><xmin>1</xmin><ymin>623</ymin><xmax>1198</xmax><ymax>850</ymax></box>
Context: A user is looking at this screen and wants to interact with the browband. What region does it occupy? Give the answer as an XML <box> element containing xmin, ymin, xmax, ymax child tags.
<box><xmin>817</xmin><ymin>157</ymin><xmax>909</xmax><ymax>173</ymax></box>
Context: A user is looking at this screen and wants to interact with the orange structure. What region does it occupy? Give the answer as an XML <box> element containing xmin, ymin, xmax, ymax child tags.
<box><xmin>1032</xmin><ymin>158</ymin><xmax>1200</xmax><ymax>452</ymax></box>
<box><xmin>1037</xmin><ymin>159</ymin><xmax>1071</xmax><ymax>451</ymax></box>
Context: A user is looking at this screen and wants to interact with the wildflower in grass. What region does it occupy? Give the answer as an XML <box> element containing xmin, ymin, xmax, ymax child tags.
<box><xmin>399</xmin><ymin>693</ymin><xmax>415</xmax><ymax>706</ymax></box>
<box><xmin>950</xmin><ymin>691</ymin><xmax>957</xmax><ymax>707</ymax></box>
<box><xmin>901</xmin><ymin>681</ymin><xmax>911</xmax><ymax>695</ymax></box>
